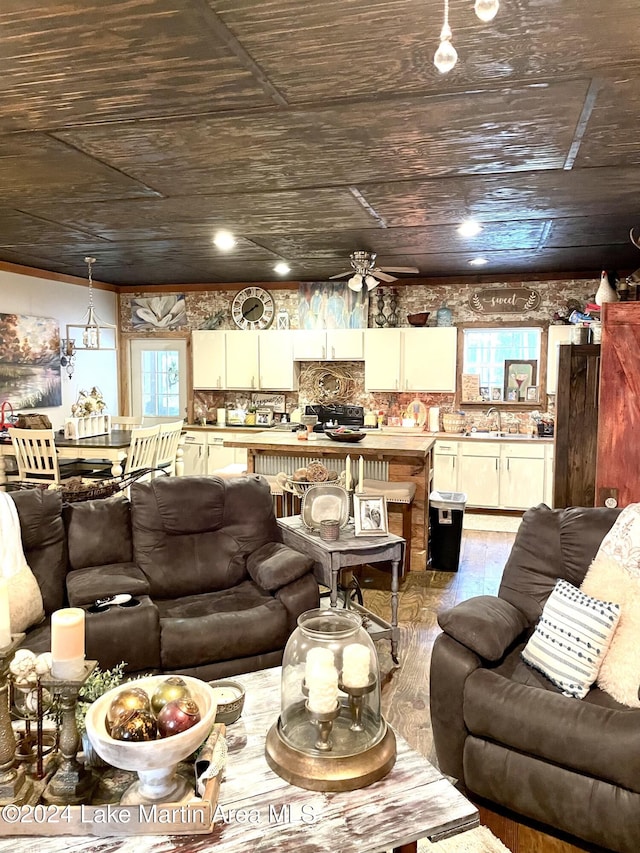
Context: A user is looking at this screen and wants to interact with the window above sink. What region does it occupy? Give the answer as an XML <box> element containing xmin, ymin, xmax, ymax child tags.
<box><xmin>461</xmin><ymin>326</ymin><xmax>542</xmax><ymax>405</ymax></box>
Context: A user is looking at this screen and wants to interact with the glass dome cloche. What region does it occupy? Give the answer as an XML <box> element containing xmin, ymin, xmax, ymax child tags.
<box><xmin>265</xmin><ymin>608</ymin><xmax>396</xmax><ymax>791</ymax></box>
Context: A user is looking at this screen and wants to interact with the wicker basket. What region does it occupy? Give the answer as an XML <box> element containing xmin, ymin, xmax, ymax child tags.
<box><xmin>442</xmin><ymin>413</ymin><xmax>466</xmax><ymax>434</ymax></box>
<box><xmin>9</xmin><ymin>468</ymin><xmax>168</xmax><ymax>503</ymax></box>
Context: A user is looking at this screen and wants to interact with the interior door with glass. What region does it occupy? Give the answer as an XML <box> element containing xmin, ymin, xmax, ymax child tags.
<box><xmin>129</xmin><ymin>339</ymin><xmax>187</xmax><ymax>425</ymax></box>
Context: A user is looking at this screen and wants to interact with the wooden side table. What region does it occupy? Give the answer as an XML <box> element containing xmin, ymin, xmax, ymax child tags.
<box><xmin>277</xmin><ymin>516</ymin><xmax>405</xmax><ymax>663</ymax></box>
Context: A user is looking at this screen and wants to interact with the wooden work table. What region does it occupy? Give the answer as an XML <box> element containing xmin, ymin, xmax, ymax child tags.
<box><xmin>223</xmin><ymin>430</ymin><xmax>435</xmax><ymax>564</ymax></box>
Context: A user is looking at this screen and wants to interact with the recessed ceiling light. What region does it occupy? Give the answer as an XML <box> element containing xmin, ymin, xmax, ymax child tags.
<box><xmin>458</xmin><ymin>220</ymin><xmax>483</xmax><ymax>237</ymax></box>
<box><xmin>274</xmin><ymin>262</ymin><xmax>290</xmax><ymax>275</ymax></box>
<box><xmin>213</xmin><ymin>230</ymin><xmax>236</xmax><ymax>251</ymax></box>
<box><xmin>469</xmin><ymin>257</ymin><xmax>488</xmax><ymax>266</ymax></box>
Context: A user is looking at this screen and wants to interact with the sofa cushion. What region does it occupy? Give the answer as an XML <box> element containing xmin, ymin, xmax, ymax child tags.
<box><xmin>9</xmin><ymin>489</ymin><xmax>66</xmax><ymax>614</ymax></box>
<box><xmin>66</xmin><ymin>564</ymin><xmax>150</xmax><ymax>607</ymax></box>
<box><xmin>464</xmin><ymin>668</ymin><xmax>640</xmax><ymax>794</ymax></box>
<box><xmin>438</xmin><ymin>596</ymin><xmax>529</xmax><ymax>661</ymax></box>
<box><xmin>498</xmin><ymin>504</ymin><xmax>621</xmax><ymax>623</ymax></box>
<box><xmin>155</xmin><ymin>580</ymin><xmax>290</xmax><ymax>670</ymax></box>
<box><xmin>130</xmin><ymin>476</ymin><xmax>278</xmax><ymax>598</ymax></box>
<box><xmin>246</xmin><ymin>541</ymin><xmax>314</xmax><ymax>592</ymax></box>
<box><xmin>521</xmin><ymin>579</ymin><xmax>620</xmax><ymax>699</ymax></box>
<box><xmin>585</xmin><ymin>559</ymin><xmax>640</xmax><ymax>707</ymax></box>
<box><xmin>64</xmin><ymin>494</ymin><xmax>132</xmax><ymax>571</ymax></box>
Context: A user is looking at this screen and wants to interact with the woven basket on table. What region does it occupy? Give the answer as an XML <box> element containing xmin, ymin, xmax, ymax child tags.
<box><xmin>442</xmin><ymin>413</ymin><xmax>466</xmax><ymax>434</ymax></box>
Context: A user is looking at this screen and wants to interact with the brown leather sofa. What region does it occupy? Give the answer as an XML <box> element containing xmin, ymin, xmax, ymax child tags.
<box><xmin>430</xmin><ymin>503</ymin><xmax>640</xmax><ymax>853</ymax></box>
<box><xmin>12</xmin><ymin>475</ymin><xmax>319</xmax><ymax>679</ymax></box>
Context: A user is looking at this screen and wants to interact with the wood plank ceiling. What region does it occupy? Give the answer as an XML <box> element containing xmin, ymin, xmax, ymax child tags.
<box><xmin>0</xmin><ymin>0</ymin><xmax>639</xmax><ymax>287</ymax></box>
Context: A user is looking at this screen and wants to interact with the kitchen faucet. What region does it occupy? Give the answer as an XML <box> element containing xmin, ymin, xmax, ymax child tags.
<box><xmin>486</xmin><ymin>406</ymin><xmax>502</xmax><ymax>435</ymax></box>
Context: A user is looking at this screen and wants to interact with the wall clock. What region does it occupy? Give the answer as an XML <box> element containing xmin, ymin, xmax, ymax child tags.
<box><xmin>231</xmin><ymin>286</ymin><xmax>275</xmax><ymax>330</ymax></box>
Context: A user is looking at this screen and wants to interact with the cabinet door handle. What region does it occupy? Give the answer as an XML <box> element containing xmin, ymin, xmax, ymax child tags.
<box><xmin>452</xmin><ymin>458</ymin><xmax>456</xmax><ymax>469</ymax></box>
<box><xmin>331</xmin><ymin>346</ymin><xmax>335</xmax><ymax>359</ymax></box>
<box><xmin>507</xmin><ymin>458</ymin><xmax>510</xmax><ymax>471</ymax></box>
<box><xmin>322</xmin><ymin>346</ymin><xmax>326</xmax><ymax>359</ymax></box>
<box><xmin>495</xmin><ymin>458</ymin><xmax>498</xmax><ymax>470</ymax></box>
<box><xmin>252</xmin><ymin>376</ymin><xmax>255</xmax><ymax>389</ymax></box>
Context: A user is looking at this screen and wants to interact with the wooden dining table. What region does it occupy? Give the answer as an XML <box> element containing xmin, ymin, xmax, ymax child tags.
<box><xmin>0</xmin><ymin>429</ymin><xmax>134</xmax><ymax>489</ymax></box>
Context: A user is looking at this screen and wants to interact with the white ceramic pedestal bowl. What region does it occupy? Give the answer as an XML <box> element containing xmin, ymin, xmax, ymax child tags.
<box><xmin>85</xmin><ymin>674</ymin><xmax>217</xmax><ymax>805</ymax></box>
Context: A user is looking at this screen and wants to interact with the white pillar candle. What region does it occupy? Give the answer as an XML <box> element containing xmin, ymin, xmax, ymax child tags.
<box><xmin>345</xmin><ymin>456</ymin><xmax>351</xmax><ymax>491</ymax></box>
<box><xmin>51</xmin><ymin>608</ymin><xmax>86</xmax><ymax>680</ymax></box>
<box><xmin>357</xmin><ymin>456</ymin><xmax>364</xmax><ymax>494</ymax></box>
<box><xmin>0</xmin><ymin>578</ymin><xmax>11</xmax><ymax>649</ymax></box>
<box><xmin>307</xmin><ymin>664</ymin><xmax>339</xmax><ymax>714</ymax></box>
<box><xmin>305</xmin><ymin>647</ymin><xmax>335</xmax><ymax>685</ymax></box>
<box><xmin>342</xmin><ymin>643</ymin><xmax>371</xmax><ymax>688</ymax></box>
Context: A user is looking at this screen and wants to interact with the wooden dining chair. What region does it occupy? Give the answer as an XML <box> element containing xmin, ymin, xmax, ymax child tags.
<box><xmin>111</xmin><ymin>415</ymin><xmax>144</xmax><ymax>428</ymax></box>
<box><xmin>9</xmin><ymin>428</ymin><xmax>87</xmax><ymax>484</ymax></box>
<box><xmin>123</xmin><ymin>424</ymin><xmax>161</xmax><ymax>478</ymax></box>
<box><xmin>153</xmin><ymin>420</ymin><xmax>184</xmax><ymax>476</ymax></box>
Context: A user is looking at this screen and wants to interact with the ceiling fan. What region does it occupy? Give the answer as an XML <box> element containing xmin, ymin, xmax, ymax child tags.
<box><xmin>329</xmin><ymin>251</ymin><xmax>419</xmax><ymax>291</ymax></box>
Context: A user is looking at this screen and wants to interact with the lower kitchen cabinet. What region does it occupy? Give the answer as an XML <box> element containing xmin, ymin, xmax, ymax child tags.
<box><xmin>433</xmin><ymin>439</ymin><xmax>552</xmax><ymax>510</ymax></box>
<box><xmin>182</xmin><ymin>431</ymin><xmax>248</xmax><ymax>476</ymax></box>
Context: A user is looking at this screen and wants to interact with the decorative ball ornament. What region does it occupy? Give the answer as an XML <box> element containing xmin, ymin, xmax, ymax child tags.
<box><xmin>157</xmin><ymin>698</ymin><xmax>202</xmax><ymax>737</ymax></box>
<box><xmin>150</xmin><ymin>676</ymin><xmax>191</xmax><ymax>716</ymax></box>
<box><xmin>111</xmin><ymin>709</ymin><xmax>158</xmax><ymax>742</ymax></box>
<box><xmin>106</xmin><ymin>687</ymin><xmax>151</xmax><ymax>733</ymax></box>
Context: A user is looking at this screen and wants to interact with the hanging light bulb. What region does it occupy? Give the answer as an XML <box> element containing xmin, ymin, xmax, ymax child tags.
<box><xmin>474</xmin><ymin>0</ymin><xmax>499</xmax><ymax>23</ymax></box>
<box><xmin>364</xmin><ymin>274</ymin><xmax>379</xmax><ymax>290</ymax></box>
<box><xmin>434</xmin><ymin>0</ymin><xmax>457</xmax><ymax>74</ymax></box>
<box><xmin>348</xmin><ymin>273</ymin><xmax>363</xmax><ymax>291</ymax></box>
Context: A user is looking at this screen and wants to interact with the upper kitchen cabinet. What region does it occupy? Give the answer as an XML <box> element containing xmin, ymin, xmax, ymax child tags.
<box><xmin>192</xmin><ymin>330</ymin><xmax>226</xmax><ymax>389</ymax></box>
<box><xmin>292</xmin><ymin>329</ymin><xmax>363</xmax><ymax>361</ymax></box>
<box><xmin>258</xmin><ymin>330</ymin><xmax>296</xmax><ymax>390</ymax></box>
<box><xmin>363</xmin><ymin>328</ymin><xmax>457</xmax><ymax>392</ymax></box>
<box><xmin>225</xmin><ymin>331</ymin><xmax>260</xmax><ymax>390</ymax></box>
<box><xmin>546</xmin><ymin>326</ymin><xmax>573</xmax><ymax>394</ymax></box>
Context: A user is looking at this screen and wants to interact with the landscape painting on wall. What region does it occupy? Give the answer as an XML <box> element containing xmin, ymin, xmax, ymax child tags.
<box><xmin>0</xmin><ymin>313</ymin><xmax>62</xmax><ymax>409</ymax></box>
<box><xmin>298</xmin><ymin>283</ymin><xmax>369</xmax><ymax>330</ymax></box>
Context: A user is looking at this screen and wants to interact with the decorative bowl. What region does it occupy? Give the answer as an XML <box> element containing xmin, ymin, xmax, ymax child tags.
<box><xmin>85</xmin><ymin>674</ymin><xmax>217</xmax><ymax>805</ymax></box>
<box><xmin>407</xmin><ymin>312</ymin><xmax>430</xmax><ymax>326</ymax></box>
<box><xmin>324</xmin><ymin>429</ymin><xmax>366</xmax><ymax>443</ymax></box>
<box><xmin>208</xmin><ymin>680</ymin><xmax>246</xmax><ymax>725</ymax></box>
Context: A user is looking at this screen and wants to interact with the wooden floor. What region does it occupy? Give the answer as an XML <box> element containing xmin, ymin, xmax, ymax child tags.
<box><xmin>355</xmin><ymin>526</ymin><xmax>605</xmax><ymax>853</ymax></box>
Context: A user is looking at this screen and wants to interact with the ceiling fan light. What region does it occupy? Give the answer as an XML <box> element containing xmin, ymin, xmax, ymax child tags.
<box><xmin>434</xmin><ymin>30</ymin><xmax>458</xmax><ymax>74</ymax></box>
<box><xmin>474</xmin><ymin>0</ymin><xmax>499</xmax><ymax>23</ymax></box>
<box><xmin>274</xmin><ymin>261</ymin><xmax>290</xmax><ymax>275</ymax></box>
<box><xmin>348</xmin><ymin>273</ymin><xmax>363</xmax><ymax>291</ymax></box>
<box><xmin>365</xmin><ymin>274</ymin><xmax>379</xmax><ymax>290</ymax></box>
<box><xmin>213</xmin><ymin>230</ymin><xmax>236</xmax><ymax>251</ymax></box>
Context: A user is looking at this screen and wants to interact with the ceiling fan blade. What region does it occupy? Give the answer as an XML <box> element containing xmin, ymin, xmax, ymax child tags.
<box><xmin>372</xmin><ymin>270</ymin><xmax>397</xmax><ymax>283</ymax></box>
<box><xmin>378</xmin><ymin>265</ymin><xmax>420</xmax><ymax>274</ymax></box>
<box><xmin>329</xmin><ymin>270</ymin><xmax>352</xmax><ymax>280</ymax></box>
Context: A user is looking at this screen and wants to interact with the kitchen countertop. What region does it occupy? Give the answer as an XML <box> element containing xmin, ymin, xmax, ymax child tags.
<box><xmin>222</xmin><ymin>429</ymin><xmax>435</xmax><ymax>458</ymax></box>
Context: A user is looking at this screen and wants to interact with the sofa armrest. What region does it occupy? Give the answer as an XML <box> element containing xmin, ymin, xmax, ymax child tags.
<box><xmin>275</xmin><ymin>574</ymin><xmax>321</xmax><ymax>633</ymax></box>
<box><xmin>246</xmin><ymin>542</ymin><xmax>314</xmax><ymax>592</ymax></box>
<box><xmin>437</xmin><ymin>595</ymin><xmax>530</xmax><ymax>662</ymax></box>
<box><xmin>66</xmin><ymin>563</ymin><xmax>151</xmax><ymax>607</ymax></box>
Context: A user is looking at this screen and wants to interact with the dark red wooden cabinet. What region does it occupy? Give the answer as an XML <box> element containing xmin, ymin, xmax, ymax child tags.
<box><xmin>595</xmin><ymin>302</ymin><xmax>640</xmax><ymax>508</ymax></box>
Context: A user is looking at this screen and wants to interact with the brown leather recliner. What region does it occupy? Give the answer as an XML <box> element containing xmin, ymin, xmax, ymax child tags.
<box><xmin>430</xmin><ymin>503</ymin><xmax>640</xmax><ymax>853</ymax></box>
<box><xmin>13</xmin><ymin>475</ymin><xmax>319</xmax><ymax>679</ymax></box>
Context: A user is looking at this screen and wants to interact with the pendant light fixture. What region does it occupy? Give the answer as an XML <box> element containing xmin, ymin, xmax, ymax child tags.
<box><xmin>66</xmin><ymin>257</ymin><xmax>117</xmax><ymax>351</ymax></box>
<box><xmin>474</xmin><ymin>0</ymin><xmax>499</xmax><ymax>22</ymax></box>
<box><xmin>434</xmin><ymin>0</ymin><xmax>457</xmax><ymax>74</ymax></box>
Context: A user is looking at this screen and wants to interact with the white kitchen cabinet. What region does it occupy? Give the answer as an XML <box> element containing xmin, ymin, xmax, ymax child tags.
<box><xmin>181</xmin><ymin>432</ymin><xmax>208</xmax><ymax>476</ymax></box>
<box><xmin>363</xmin><ymin>329</ymin><xmax>403</xmax><ymax>391</ymax></box>
<box><xmin>192</xmin><ymin>331</ymin><xmax>226</xmax><ymax>389</ymax></box>
<box><xmin>225</xmin><ymin>331</ymin><xmax>259</xmax><ymax>389</ymax></box>
<box><xmin>402</xmin><ymin>328</ymin><xmax>457</xmax><ymax>392</ymax></box>
<box><xmin>546</xmin><ymin>326</ymin><xmax>573</xmax><ymax>394</ymax></box>
<box><xmin>458</xmin><ymin>443</ymin><xmax>501</xmax><ymax>508</ymax></box>
<box><xmin>433</xmin><ymin>440</ymin><xmax>459</xmax><ymax>493</ymax></box>
<box><xmin>206</xmin><ymin>434</ymin><xmax>237</xmax><ymax>472</ymax></box>
<box><xmin>364</xmin><ymin>328</ymin><xmax>457</xmax><ymax>392</ymax></box>
<box><xmin>292</xmin><ymin>329</ymin><xmax>363</xmax><ymax>361</ymax></box>
<box><xmin>544</xmin><ymin>444</ymin><xmax>554</xmax><ymax>507</ymax></box>
<box><xmin>500</xmin><ymin>443</ymin><xmax>545</xmax><ymax>510</ymax></box>
<box><xmin>258</xmin><ymin>331</ymin><xmax>296</xmax><ymax>390</ymax></box>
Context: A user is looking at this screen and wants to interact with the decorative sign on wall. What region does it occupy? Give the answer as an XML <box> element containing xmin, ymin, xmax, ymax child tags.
<box><xmin>469</xmin><ymin>288</ymin><xmax>541</xmax><ymax>314</ymax></box>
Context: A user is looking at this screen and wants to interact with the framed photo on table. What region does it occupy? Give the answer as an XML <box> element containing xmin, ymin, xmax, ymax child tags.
<box><xmin>354</xmin><ymin>494</ymin><xmax>388</xmax><ymax>536</ymax></box>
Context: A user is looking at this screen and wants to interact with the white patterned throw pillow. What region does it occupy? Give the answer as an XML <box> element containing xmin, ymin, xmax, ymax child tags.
<box><xmin>521</xmin><ymin>579</ymin><xmax>621</xmax><ymax>699</ymax></box>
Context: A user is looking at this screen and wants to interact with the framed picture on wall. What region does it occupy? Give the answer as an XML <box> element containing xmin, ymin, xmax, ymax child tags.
<box><xmin>504</xmin><ymin>359</ymin><xmax>538</xmax><ymax>401</ymax></box>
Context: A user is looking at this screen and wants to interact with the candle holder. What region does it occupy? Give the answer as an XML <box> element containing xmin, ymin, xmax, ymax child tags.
<box><xmin>11</xmin><ymin>677</ymin><xmax>57</xmax><ymax>781</ymax></box>
<box><xmin>0</xmin><ymin>634</ymin><xmax>33</xmax><ymax>806</ymax></box>
<box><xmin>305</xmin><ymin>700</ymin><xmax>340</xmax><ymax>751</ymax></box>
<box><xmin>40</xmin><ymin>660</ymin><xmax>97</xmax><ymax>806</ymax></box>
<box><xmin>338</xmin><ymin>673</ymin><xmax>377</xmax><ymax>732</ymax></box>
<box><xmin>265</xmin><ymin>609</ymin><xmax>396</xmax><ymax>791</ymax></box>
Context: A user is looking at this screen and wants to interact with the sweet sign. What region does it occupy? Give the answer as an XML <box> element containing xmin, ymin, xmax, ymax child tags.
<box><xmin>469</xmin><ymin>288</ymin><xmax>541</xmax><ymax>314</ymax></box>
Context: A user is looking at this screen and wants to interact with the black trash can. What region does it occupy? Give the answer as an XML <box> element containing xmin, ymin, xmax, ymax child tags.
<box><xmin>429</xmin><ymin>490</ymin><xmax>467</xmax><ymax>572</ymax></box>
